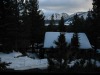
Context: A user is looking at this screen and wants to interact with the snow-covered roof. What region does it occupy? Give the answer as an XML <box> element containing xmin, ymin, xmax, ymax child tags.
<box><xmin>44</xmin><ymin>32</ymin><xmax>92</xmax><ymax>49</ymax></box>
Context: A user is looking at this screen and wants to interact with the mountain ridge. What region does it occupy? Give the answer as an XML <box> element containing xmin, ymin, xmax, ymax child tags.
<box><xmin>45</xmin><ymin>11</ymin><xmax>89</xmax><ymax>26</ymax></box>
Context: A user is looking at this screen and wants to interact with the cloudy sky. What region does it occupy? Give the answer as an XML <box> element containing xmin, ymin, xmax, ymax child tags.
<box><xmin>39</xmin><ymin>0</ymin><xmax>93</xmax><ymax>16</ymax></box>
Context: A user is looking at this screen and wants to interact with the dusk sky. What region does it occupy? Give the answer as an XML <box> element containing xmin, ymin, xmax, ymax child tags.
<box><xmin>39</xmin><ymin>0</ymin><xmax>93</xmax><ymax>16</ymax></box>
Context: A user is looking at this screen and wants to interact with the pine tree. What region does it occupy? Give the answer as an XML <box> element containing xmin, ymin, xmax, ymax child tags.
<box><xmin>85</xmin><ymin>10</ymin><xmax>93</xmax><ymax>32</ymax></box>
<box><xmin>92</xmin><ymin>0</ymin><xmax>100</xmax><ymax>47</ymax></box>
<box><xmin>48</xmin><ymin>14</ymin><xmax>55</xmax><ymax>31</ymax></box>
<box><xmin>28</xmin><ymin>0</ymin><xmax>45</xmax><ymax>52</ymax></box>
<box><xmin>85</xmin><ymin>10</ymin><xmax>93</xmax><ymax>44</ymax></box>
<box><xmin>79</xmin><ymin>16</ymin><xmax>85</xmax><ymax>32</ymax></box>
<box><xmin>47</xmin><ymin>33</ymin><xmax>71</xmax><ymax>71</ymax></box>
<box><xmin>0</xmin><ymin>0</ymin><xmax>4</xmax><ymax>51</ymax></box>
<box><xmin>0</xmin><ymin>58</ymin><xmax>9</xmax><ymax>71</ymax></box>
<box><xmin>92</xmin><ymin>0</ymin><xmax>100</xmax><ymax>66</ymax></box>
<box><xmin>17</xmin><ymin>0</ymin><xmax>32</xmax><ymax>53</ymax></box>
<box><xmin>72</xmin><ymin>14</ymin><xmax>80</xmax><ymax>33</ymax></box>
<box><xmin>92</xmin><ymin>0</ymin><xmax>100</xmax><ymax>36</ymax></box>
<box><xmin>12</xmin><ymin>0</ymin><xmax>20</xmax><ymax>51</ymax></box>
<box><xmin>71</xmin><ymin>33</ymin><xmax>79</xmax><ymax>49</ymax></box>
<box><xmin>0</xmin><ymin>0</ymin><xmax>20</xmax><ymax>52</ymax></box>
<box><xmin>71</xmin><ymin>33</ymin><xmax>80</xmax><ymax>59</ymax></box>
<box><xmin>58</xmin><ymin>16</ymin><xmax>66</xmax><ymax>32</ymax></box>
<box><xmin>72</xmin><ymin>14</ymin><xmax>85</xmax><ymax>32</ymax></box>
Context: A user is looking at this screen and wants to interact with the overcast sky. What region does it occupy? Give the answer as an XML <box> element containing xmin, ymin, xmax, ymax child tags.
<box><xmin>39</xmin><ymin>0</ymin><xmax>93</xmax><ymax>16</ymax></box>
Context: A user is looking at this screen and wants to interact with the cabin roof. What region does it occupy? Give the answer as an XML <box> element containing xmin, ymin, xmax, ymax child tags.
<box><xmin>43</xmin><ymin>32</ymin><xmax>92</xmax><ymax>49</ymax></box>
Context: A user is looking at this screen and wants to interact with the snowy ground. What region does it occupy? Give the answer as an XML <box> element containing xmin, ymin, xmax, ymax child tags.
<box><xmin>26</xmin><ymin>52</ymin><xmax>39</xmax><ymax>59</ymax></box>
<box><xmin>0</xmin><ymin>51</ymin><xmax>100</xmax><ymax>70</ymax></box>
<box><xmin>68</xmin><ymin>59</ymin><xmax>100</xmax><ymax>68</ymax></box>
<box><xmin>0</xmin><ymin>51</ymin><xmax>48</xmax><ymax>70</ymax></box>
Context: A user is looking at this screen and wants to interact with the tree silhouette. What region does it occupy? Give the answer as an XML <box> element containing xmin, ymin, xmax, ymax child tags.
<box><xmin>58</xmin><ymin>16</ymin><xmax>66</xmax><ymax>32</ymax></box>
<box><xmin>26</xmin><ymin>0</ymin><xmax>45</xmax><ymax>52</ymax></box>
<box><xmin>47</xmin><ymin>33</ymin><xmax>71</xmax><ymax>71</ymax></box>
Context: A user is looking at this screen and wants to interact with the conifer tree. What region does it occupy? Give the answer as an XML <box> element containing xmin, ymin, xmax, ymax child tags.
<box><xmin>71</xmin><ymin>33</ymin><xmax>80</xmax><ymax>59</ymax></box>
<box><xmin>18</xmin><ymin>0</ymin><xmax>32</xmax><ymax>53</ymax></box>
<box><xmin>72</xmin><ymin>14</ymin><xmax>80</xmax><ymax>33</ymax></box>
<box><xmin>85</xmin><ymin>10</ymin><xmax>93</xmax><ymax>44</ymax></box>
<box><xmin>92</xmin><ymin>0</ymin><xmax>100</xmax><ymax>48</ymax></box>
<box><xmin>92</xmin><ymin>0</ymin><xmax>100</xmax><ymax>66</ymax></box>
<box><xmin>48</xmin><ymin>14</ymin><xmax>55</xmax><ymax>31</ymax></box>
<box><xmin>71</xmin><ymin>33</ymin><xmax>79</xmax><ymax>49</ymax></box>
<box><xmin>85</xmin><ymin>11</ymin><xmax>93</xmax><ymax>32</ymax></box>
<box><xmin>72</xmin><ymin>14</ymin><xmax>85</xmax><ymax>32</ymax></box>
<box><xmin>28</xmin><ymin>0</ymin><xmax>45</xmax><ymax>52</ymax></box>
<box><xmin>58</xmin><ymin>16</ymin><xmax>66</xmax><ymax>32</ymax></box>
<box><xmin>0</xmin><ymin>0</ymin><xmax>20</xmax><ymax>52</ymax></box>
<box><xmin>0</xmin><ymin>58</ymin><xmax>9</xmax><ymax>71</ymax></box>
<box><xmin>47</xmin><ymin>33</ymin><xmax>71</xmax><ymax>71</ymax></box>
<box><xmin>92</xmin><ymin>0</ymin><xmax>100</xmax><ymax>36</ymax></box>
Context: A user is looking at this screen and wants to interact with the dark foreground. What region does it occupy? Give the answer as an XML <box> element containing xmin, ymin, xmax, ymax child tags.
<box><xmin>1</xmin><ymin>68</ymin><xmax>100</xmax><ymax>74</ymax></box>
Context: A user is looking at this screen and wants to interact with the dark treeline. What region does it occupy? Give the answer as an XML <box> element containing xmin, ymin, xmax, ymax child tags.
<box><xmin>0</xmin><ymin>0</ymin><xmax>45</xmax><ymax>53</ymax></box>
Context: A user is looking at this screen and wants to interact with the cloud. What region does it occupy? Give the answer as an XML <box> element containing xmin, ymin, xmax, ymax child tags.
<box><xmin>39</xmin><ymin>0</ymin><xmax>93</xmax><ymax>15</ymax></box>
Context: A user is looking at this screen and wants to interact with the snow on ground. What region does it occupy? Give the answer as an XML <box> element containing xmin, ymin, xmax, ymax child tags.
<box><xmin>0</xmin><ymin>51</ymin><xmax>22</xmax><ymax>58</ymax></box>
<box><xmin>67</xmin><ymin>59</ymin><xmax>82</xmax><ymax>67</ymax></box>
<box><xmin>96</xmin><ymin>61</ymin><xmax>100</xmax><ymax>67</ymax></box>
<box><xmin>0</xmin><ymin>51</ymin><xmax>48</xmax><ymax>70</ymax></box>
<box><xmin>0</xmin><ymin>51</ymin><xmax>100</xmax><ymax>70</ymax></box>
<box><xmin>67</xmin><ymin>60</ymin><xmax>78</xmax><ymax>67</ymax></box>
<box><xmin>68</xmin><ymin>59</ymin><xmax>100</xmax><ymax>68</ymax></box>
<box><xmin>91</xmin><ymin>59</ymin><xmax>100</xmax><ymax>67</ymax></box>
<box><xmin>26</xmin><ymin>53</ymin><xmax>39</xmax><ymax>59</ymax></box>
<box><xmin>44</xmin><ymin>32</ymin><xmax>92</xmax><ymax>49</ymax></box>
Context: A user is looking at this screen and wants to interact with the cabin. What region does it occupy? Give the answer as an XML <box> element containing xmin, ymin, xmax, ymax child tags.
<box><xmin>43</xmin><ymin>32</ymin><xmax>93</xmax><ymax>53</ymax></box>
